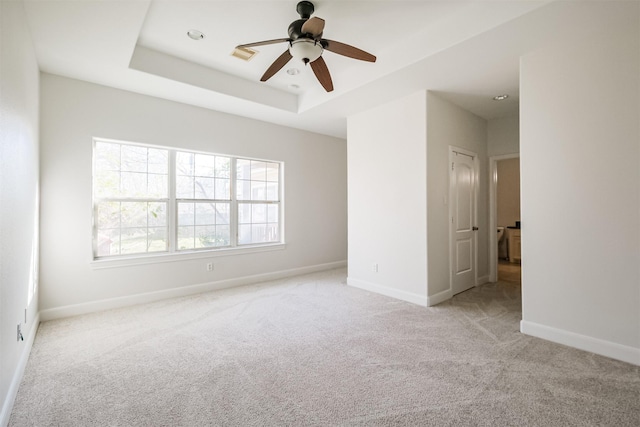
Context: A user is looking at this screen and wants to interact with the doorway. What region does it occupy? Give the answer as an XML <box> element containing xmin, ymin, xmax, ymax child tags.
<box><xmin>449</xmin><ymin>146</ymin><xmax>479</xmax><ymax>295</ymax></box>
<box><xmin>489</xmin><ymin>154</ymin><xmax>521</xmax><ymax>283</ymax></box>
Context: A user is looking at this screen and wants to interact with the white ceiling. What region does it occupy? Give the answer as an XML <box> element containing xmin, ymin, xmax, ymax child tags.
<box><xmin>23</xmin><ymin>0</ymin><xmax>558</xmax><ymax>138</ymax></box>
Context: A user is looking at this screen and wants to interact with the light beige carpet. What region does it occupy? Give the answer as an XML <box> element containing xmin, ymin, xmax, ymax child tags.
<box><xmin>9</xmin><ymin>268</ymin><xmax>640</xmax><ymax>426</ymax></box>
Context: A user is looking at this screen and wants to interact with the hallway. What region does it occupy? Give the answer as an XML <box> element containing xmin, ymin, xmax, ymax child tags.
<box><xmin>498</xmin><ymin>260</ymin><xmax>521</xmax><ymax>283</ymax></box>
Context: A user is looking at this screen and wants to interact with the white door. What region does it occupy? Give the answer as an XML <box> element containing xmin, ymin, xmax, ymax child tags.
<box><xmin>450</xmin><ymin>149</ymin><xmax>478</xmax><ymax>295</ymax></box>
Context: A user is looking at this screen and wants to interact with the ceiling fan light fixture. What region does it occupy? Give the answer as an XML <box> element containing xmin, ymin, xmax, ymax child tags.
<box><xmin>237</xmin><ymin>1</ymin><xmax>375</xmax><ymax>92</ymax></box>
<box><xmin>289</xmin><ymin>39</ymin><xmax>323</xmax><ymax>64</ymax></box>
<box><xmin>186</xmin><ymin>29</ymin><xmax>205</xmax><ymax>40</ymax></box>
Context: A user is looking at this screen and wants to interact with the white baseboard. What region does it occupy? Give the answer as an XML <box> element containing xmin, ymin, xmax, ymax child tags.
<box><xmin>40</xmin><ymin>261</ymin><xmax>346</xmax><ymax>322</ymax></box>
<box><xmin>347</xmin><ymin>278</ymin><xmax>428</xmax><ymax>307</ymax></box>
<box><xmin>426</xmin><ymin>288</ymin><xmax>453</xmax><ymax>306</ymax></box>
<box><xmin>520</xmin><ymin>320</ymin><xmax>640</xmax><ymax>366</ymax></box>
<box><xmin>1</xmin><ymin>313</ymin><xmax>40</xmax><ymax>427</ymax></box>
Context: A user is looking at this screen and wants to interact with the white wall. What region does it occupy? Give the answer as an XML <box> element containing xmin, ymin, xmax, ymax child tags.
<box><xmin>0</xmin><ymin>0</ymin><xmax>40</xmax><ymax>424</ymax></box>
<box><xmin>520</xmin><ymin>1</ymin><xmax>640</xmax><ymax>364</ymax></box>
<box><xmin>39</xmin><ymin>74</ymin><xmax>347</xmax><ymax>315</ymax></box>
<box><xmin>426</xmin><ymin>92</ymin><xmax>488</xmax><ymax>296</ymax></box>
<box><xmin>347</xmin><ymin>91</ymin><xmax>488</xmax><ymax>306</ymax></box>
<box><xmin>347</xmin><ymin>92</ymin><xmax>428</xmax><ymax>305</ymax></box>
<box><xmin>487</xmin><ymin>114</ymin><xmax>519</xmax><ymax>157</ymax></box>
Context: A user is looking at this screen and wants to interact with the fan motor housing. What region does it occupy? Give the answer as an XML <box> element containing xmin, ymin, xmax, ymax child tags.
<box><xmin>289</xmin><ymin>1</ymin><xmax>317</xmax><ymax>39</ymax></box>
<box><xmin>288</xmin><ymin>19</ymin><xmax>307</xmax><ymax>40</ymax></box>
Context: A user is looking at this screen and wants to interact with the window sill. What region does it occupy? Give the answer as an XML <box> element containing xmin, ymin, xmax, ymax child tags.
<box><xmin>91</xmin><ymin>243</ymin><xmax>286</xmax><ymax>270</ymax></box>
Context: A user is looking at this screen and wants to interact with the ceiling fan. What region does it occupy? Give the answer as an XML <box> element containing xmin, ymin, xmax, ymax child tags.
<box><xmin>235</xmin><ymin>1</ymin><xmax>376</xmax><ymax>92</ymax></box>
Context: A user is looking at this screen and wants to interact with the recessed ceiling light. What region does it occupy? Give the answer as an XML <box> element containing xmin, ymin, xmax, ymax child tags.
<box><xmin>493</xmin><ymin>94</ymin><xmax>509</xmax><ymax>101</ymax></box>
<box><xmin>287</xmin><ymin>68</ymin><xmax>300</xmax><ymax>75</ymax></box>
<box><xmin>187</xmin><ymin>29</ymin><xmax>205</xmax><ymax>40</ymax></box>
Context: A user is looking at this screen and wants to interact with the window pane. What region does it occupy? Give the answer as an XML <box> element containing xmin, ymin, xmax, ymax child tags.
<box><xmin>215</xmin><ymin>157</ymin><xmax>230</xmax><ymax>178</ymax></box>
<box><xmin>148</xmin><ymin>202</ymin><xmax>166</xmax><ymax>227</ymax></box>
<box><xmin>251</xmin><ymin>181</ymin><xmax>267</xmax><ymax>201</ymax></box>
<box><xmin>96</xmin><ymin>229</ymin><xmax>120</xmax><ymax>257</ymax></box>
<box><xmin>148</xmin><ymin>174</ymin><xmax>168</xmax><ymax>198</ymax></box>
<box><xmin>266</xmin><ymin>162</ymin><xmax>279</xmax><ymax>182</ymax></box>
<box><xmin>176</xmin><ymin>176</ymin><xmax>194</xmax><ymax>199</ymax></box>
<box><xmin>95</xmin><ymin>171</ymin><xmax>120</xmax><ymax>198</ymax></box>
<box><xmin>267</xmin><ymin>223</ymin><xmax>279</xmax><ymax>242</ymax></box>
<box><xmin>237</xmin><ymin>202</ymin><xmax>280</xmax><ymax>245</ymax></box>
<box><xmin>121</xmin><ymin>172</ymin><xmax>148</xmax><ymax>198</ymax></box>
<box><xmin>238</xmin><ymin>224</ymin><xmax>251</xmax><ymax>245</ymax></box>
<box><xmin>148</xmin><ymin>227</ymin><xmax>167</xmax><ymax>252</ymax></box>
<box><xmin>178</xmin><ymin>203</ymin><xmax>195</xmax><ymax>226</ymax></box>
<box><xmin>251</xmin><ymin>224</ymin><xmax>267</xmax><ymax>243</ymax></box>
<box><xmin>195</xmin><ymin>177</ymin><xmax>215</xmax><ymax>199</ymax></box>
<box><xmin>176</xmin><ymin>152</ymin><xmax>194</xmax><ymax>176</ymax></box>
<box><xmin>195</xmin><ymin>225</ymin><xmax>216</xmax><ymax>248</ymax></box>
<box><xmin>178</xmin><ymin>226</ymin><xmax>195</xmax><ymax>250</ymax></box>
<box><xmin>238</xmin><ymin>203</ymin><xmax>251</xmax><ymax>224</ymax></box>
<box><xmin>216</xmin><ymin>225</ymin><xmax>230</xmax><ymax>247</ymax></box>
<box><xmin>195</xmin><ymin>154</ymin><xmax>215</xmax><ymax>177</ymax></box>
<box><xmin>195</xmin><ymin>203</ymin><xmax>215</xmax><ymax>225</ymax></box>
<box><xmin>252</xmin><ymin>204</ymin><xmax>266</xmax><ymax>223</ymax></box>
<box><xmin>148</xmin><ymin>149</ymin><xmax>168</xmax><ymax>174</ymax></box>
<box><xmin>95</xmin><ymin>142</ymin><xmax>120</xmax><ymax>171</ymax></box>
<box><xmin>121</xmin><ymin>202</ymin><xmax>147</xmax><ymax>228</ymax></box>
<box><xmin>215</xmin><ymin>178</ymin><xmax>230</xmax><ymax>200</ymax></box>
<box><xmin>120</xmin><ymin>227</ymin><xmax>149</xmax><ymax>254</ymax></box>
<box><xmin>96</xmin><ymin>201</ymin><xmax>120</xmax><ymax>229</ymax></box>
<box><xmin>236</xmin><ymin>159</ymin><xmax>250</xmax><ymax>180</ymax></box>
<box><xmin>267</xmin><ymin>204</ymin><xmax>279</xmax><ymax>223</ymax></box>
<box><xmin>215</xmin><ymin>203</ymin><xmax>230</xmax><ymax>225</ymax></box>
<box><xmin>236</xmin><ymin>179</ymin><xmax>251</xmax><ymax>200</ymax></box>
<box><xmin>121</xmin><ymin>145</ymin><xmax>147</xmax><ymax>173</ymax></box>
<box><xmin>251</xmin><ymin>161</ymin><xmax>267</xmax><ymax>181</ymax></box>
<box><xmin>266</xmin><ymin>182</ymin><xmax>278</xmax><ymax>201</ymax></box>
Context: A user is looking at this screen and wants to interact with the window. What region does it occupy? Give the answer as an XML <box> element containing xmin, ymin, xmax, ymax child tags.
<box><xmin>236</xmin><ymin>159</ymin><xmax>281</xmax><ymax>245</ymax></box>
<box><xmin>93</xmin><ymin>139</ymin><xmax>282</xmax><ymax>259</ymax></box>
<box><xmin>93</xmin><ymin>142</ymin><xmax>169</xmax><ymax>257</ymax></box>
<box><xmin>176</xmin><ymin>152</ymin><xmax>231</xmax><ymax>250</ymax></box>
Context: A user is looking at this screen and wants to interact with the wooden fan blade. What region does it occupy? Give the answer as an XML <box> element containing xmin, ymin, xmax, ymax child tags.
<box><xmin>236</xmin><ymin>38</ymin><xmax>290</xmax><ymax>49</ymax></box>
<box><xmin>301</xmin><ymin>17</ymin><xmax>325</xmax><ymax>38</ymax></box>
<box><xmin>321</xmin><ymin>39</ymin><xmax>376</xmax><ymax>62</ymax></box>
<box><xmin>260</xmin><ymin>49</ymin><xmax>293</xmax><ymax>82</ymax></box>
<box><xmin>310</xmin><ymin>56</ymin><xmax>334</xmax><ymax>92</ymax></box>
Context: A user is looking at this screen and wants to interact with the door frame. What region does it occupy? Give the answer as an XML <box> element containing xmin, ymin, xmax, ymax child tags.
<box><xmin>489</xmin><ymin>153</ymin><xmax>520</xmax><ymax>282</ymax></box>
<box><xmin>449</xmin><ymin>146</ymin><xmax>480</xmax><ymax>292</ymax></box>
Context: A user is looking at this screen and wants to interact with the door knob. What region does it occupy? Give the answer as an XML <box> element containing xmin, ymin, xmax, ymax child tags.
<box><xmin>472</xmin><ymin>226</ymin><xmax>479</xmax><ymax>231</ymax></box>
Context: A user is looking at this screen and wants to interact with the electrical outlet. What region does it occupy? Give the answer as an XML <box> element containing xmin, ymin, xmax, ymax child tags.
<box><xmin>206</xmin><ymin>262</ymin><xmax>214</xmax><ymax>272</ymax></box>
<box><xmin>372</xmin><ymin>263</ymin><xmax>378</xmax><ymax>273</ymax></box>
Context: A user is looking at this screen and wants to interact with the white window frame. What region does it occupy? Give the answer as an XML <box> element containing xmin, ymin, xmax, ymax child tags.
<box><xmin>91</xmin><ymin>138</ymin><xmax>285</xmax><ymax>268</ymax></box>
